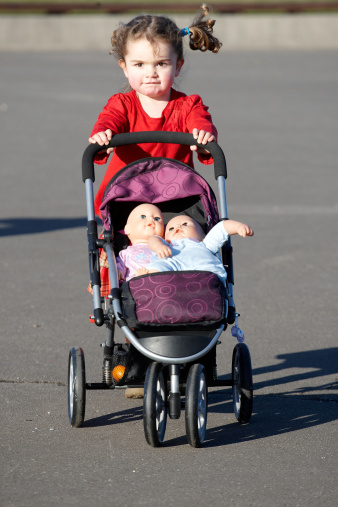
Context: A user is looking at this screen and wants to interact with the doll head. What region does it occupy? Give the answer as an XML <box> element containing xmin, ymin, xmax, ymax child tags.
<box><xmin>165</xmin><ymin>215</ymin><xmax>205</xmax><ymax>243</ymax></box>
<box><xmin>124</xmin><ymin>203</ymin><xmax>164</xmax><ymax>244</ymax></box>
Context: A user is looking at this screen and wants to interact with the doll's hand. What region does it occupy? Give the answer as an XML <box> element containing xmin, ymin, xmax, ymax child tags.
<box><xmin>237</xmin><ymin>224</ymin><xmax>254</xmax><ymax>238</ymax></box>
<box><xmin>135</xmin><ymin>268</ymin><xmax>150</xmax><ymax>277</ymax></box>
<box><xmin>190</xmin><ymin>129</ymin><xmax>215</xmax><ymax>154</ymax></box>
<box><xmin>117</xmin><ymin>270</ymin><xmax>125</xmax><ymax>282</ymax></box>
<box><xmin>154</xmin><ymin>244</ymin><xmax>172</xmax><ymax>259</ymax></box>
<box><xmin>89</xmin><ymin>129</ymin><xmax>114</xmax><ymax>155</ymax></box>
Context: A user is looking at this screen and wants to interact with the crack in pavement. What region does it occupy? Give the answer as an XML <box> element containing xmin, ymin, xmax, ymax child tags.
<box><xmin>0</xmin><ymin>379</ymin><xmax>66</xmax><ymax>386</ymax></box>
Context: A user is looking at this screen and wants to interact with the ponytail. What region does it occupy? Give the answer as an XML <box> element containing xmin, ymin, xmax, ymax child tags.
<box><xmin>185</xmin><ymin>4</ymin><xmax>222</xmax><ymax>54</ymax></box>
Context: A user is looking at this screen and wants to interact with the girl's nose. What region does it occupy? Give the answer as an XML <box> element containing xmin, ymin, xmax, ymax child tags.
<box><xmin>145</xmin><ymin>65</ymin><xmax>158</xmax><ymax>77</ymax></box>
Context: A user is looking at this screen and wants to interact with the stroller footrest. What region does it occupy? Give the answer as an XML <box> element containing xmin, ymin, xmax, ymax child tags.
<box><xmin>137</xmin><ymin>334</ymin><xmax>214</xmax><ymax>358</ymax></box>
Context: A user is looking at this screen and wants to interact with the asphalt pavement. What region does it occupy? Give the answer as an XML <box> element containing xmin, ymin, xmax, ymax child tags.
<box><xmin>1</xmin><ymin>50</ymin><xmax>337</xmax><ymax>506</ymax></box>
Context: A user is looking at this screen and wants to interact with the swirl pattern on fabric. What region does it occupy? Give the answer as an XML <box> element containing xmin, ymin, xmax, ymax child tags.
<box><xmin>128</xmin><ymin>272</ymin><xmax>224</xmax><ymax>324</ymax></box>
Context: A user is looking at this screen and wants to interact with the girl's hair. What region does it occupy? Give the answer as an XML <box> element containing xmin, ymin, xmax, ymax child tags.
<box><xmin>110</xmin><ymin>4</ymin><xmax>222</xmax><ymax>61</ymax></box>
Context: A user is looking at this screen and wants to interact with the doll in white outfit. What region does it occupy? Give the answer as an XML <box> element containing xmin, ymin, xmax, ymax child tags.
<box><xmin>136</xmin><ymin>215</ymin><xmax>253</xmax><ymax>282</ymax></box>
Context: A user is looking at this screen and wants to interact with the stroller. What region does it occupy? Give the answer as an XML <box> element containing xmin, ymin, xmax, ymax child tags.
<box><xmin>67</xmin><ymin>132</ymin><xmax>253</xmax><ymax>447</ymax></box>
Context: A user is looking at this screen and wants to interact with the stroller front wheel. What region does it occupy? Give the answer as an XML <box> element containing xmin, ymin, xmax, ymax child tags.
<box><xmin>185</xmin><ymin>364</ymin><xmax>208</xmax><ymax>448</ymax></box>
<box><xmin>232</xmin><ymin>343</ymin><xmax>253</xmax><ymax>424</ymax></box>
<box><xmin>68</xmin><ymin>347</ymin><xmax>86</xmax><ymax>427</ymax></box>
<box><xmin>143</xmin><ymin>362</ymin><xmax>167</xmax><ymax>447</ymax></box>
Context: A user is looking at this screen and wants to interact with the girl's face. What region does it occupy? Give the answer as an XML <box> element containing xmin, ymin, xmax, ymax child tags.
<box><xmin>119</xmin><ymin>37</ymin><xmax>184</xmax><ymax>101</ymax></box>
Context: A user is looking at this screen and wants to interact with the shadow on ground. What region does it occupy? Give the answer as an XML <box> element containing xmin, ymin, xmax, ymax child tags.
<box><xmin>253</xmin><ymin>347</ymin><xmax>338</xmax><ymax>394</ymax></box>
<box><xmin>0</xmin><ymin>217</ymin><xmax>87</xmax><ymax>236</ymax></box>
<box><xmin>81</xmin><ymin>347</ymin><xmax>338</xmax><ymax>448</ymax></box>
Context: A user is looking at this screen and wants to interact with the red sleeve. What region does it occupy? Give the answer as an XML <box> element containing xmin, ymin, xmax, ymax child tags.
<box><xmin>90</xmin><ymin>94</ymin><xmax>130</xmax><ymax>165</ymax></box>
<box><xmin>185</xmin><ymin>95</ymin><xmax>218</xmax><ymax>165</ymax></box>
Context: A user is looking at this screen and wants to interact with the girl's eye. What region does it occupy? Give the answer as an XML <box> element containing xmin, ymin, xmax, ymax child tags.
<box><xmin>135</xmin><ymin>63</ymin><xmax>143</xmax><ymax>67</ymax></box>
<box><xmin>157</xmin><ymin>62</ymin><xmax>166</xmax><ymax>67</ymax></box>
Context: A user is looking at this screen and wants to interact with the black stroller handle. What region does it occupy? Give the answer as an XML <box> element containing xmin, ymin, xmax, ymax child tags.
<box><xmin>82</xmin><ymin>131</ymin><xmax>227</xmax><ymax>182</ymax></box>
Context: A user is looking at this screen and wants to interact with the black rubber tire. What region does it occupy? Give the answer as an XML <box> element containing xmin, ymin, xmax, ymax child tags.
<box><xmin>143</xmin><ymin>362</ymin><xmax>167</xmax><ymax>447</ymax></box>
<box><xmin>185</xmin><ymin>364</ymin><xmax>208</xmax><ymax>448</ymax></box>
<box><xmin>68</xmin><ymin>347</ymin><xmax>86</xmax><ymax>427</ymax></box>
<box><xmin>232</xmin><ymin>343</ymin><xmax>253</xmax><ymax>424</ymax></box>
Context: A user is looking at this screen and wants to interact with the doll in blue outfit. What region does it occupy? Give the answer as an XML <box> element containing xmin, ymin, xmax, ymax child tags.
<box><xmin>136</xmin><ymin>215</ymin><xmax>254</xmax><ymax>282</ymax></box>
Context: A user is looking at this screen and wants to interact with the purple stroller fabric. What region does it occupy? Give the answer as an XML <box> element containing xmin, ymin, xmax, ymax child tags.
<box><xmin>120</xmin><ymin>271</ymin><xmax>226</xmax><ymax>329</ymax></box>
<box><xmin>129</xmin><ymin>272</ymin><xmax>224</xmax><ymax>324</ymax></box>
<box><xmin>100</xmin><ymin>158</ymin><xmax>219</xmax><ymax>232</ymax></box>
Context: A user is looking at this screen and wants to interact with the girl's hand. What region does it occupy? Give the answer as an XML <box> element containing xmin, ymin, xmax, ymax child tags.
<box><xmin>190</xmin><ymin>129</ymin><xmax>215</xmax><ymax>154</ymax></box>
<box><xmin>89</xmin><ymin>129</ymin><xmax>114</xmax><ymax>155</ymax></box>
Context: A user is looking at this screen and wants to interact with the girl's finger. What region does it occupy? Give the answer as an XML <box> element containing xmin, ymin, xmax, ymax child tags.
<box><xmin>105</xmin><ymin>129</ymin><xmax>113</xmax><ymax>140</ymax></box>
<box><xmin>202</xmin><ymin>132</ymin><xmax>214</xmax><ymax>144</ymax></box>
<box><xmin>197</xmin><ymin>130</ymin><xmax>206</xmax><ymax>143</ymax></box>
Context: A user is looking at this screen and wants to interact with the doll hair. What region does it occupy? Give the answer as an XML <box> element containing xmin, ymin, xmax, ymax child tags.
<box><xmin>110</xmin><ymin>3</ymin><xmax>222</xmax><ymax>61</ymax></box>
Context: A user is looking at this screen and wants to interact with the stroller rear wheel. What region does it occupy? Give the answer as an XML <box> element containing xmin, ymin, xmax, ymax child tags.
<box><xmin>185</xmin><ymin>364</ymin><xmax>208</xmax><ymax>447</ymax></box>
<box><xmin>143</xmin><ymin>362</ymin><xmax>167</xmax><ymax>447</ymax></box>
<box><xmin>232</xmin><ymin>343</ymin><xmax>253</xmax><ymax>424</ymax></box>
<box><xmin>68</xmin><ymin>347</ymin><xmax>86</xmax><ymax>427</ymax></box>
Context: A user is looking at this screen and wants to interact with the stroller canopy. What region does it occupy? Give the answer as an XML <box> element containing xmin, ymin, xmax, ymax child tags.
<box><xmin>100</xmin><ymin>157</ymin><xmax>219</xmax><ymax>236</ymax></box>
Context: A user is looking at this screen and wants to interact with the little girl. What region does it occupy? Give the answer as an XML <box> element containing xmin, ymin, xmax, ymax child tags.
<box><xmin>89</xmin><ymin>4</ymin><xmax>222</xmax><ymax>216</ymax></box>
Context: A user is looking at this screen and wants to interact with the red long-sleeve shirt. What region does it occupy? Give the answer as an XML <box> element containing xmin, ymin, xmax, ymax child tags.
<box><xmin>90</xmin><ymin>88</ymin><xmax>217</xmax><ymax>215</ymax></box>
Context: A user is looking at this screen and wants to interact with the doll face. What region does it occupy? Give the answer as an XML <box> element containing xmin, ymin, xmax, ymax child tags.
<box><xmin>165</xmin><ymin>215</ymin><xmax>205</xmax><ymax>243</ymax></box>
<box><xmin>124</xmin><ymin>203</ymin><xmax>164</xmax><ymax>244</ymax></box>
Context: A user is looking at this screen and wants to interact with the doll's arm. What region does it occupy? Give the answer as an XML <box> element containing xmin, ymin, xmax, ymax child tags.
<box><xmin>204</xmin><ymin>220</ymin><xmax>253</xmax><ymax>254</ymax></box>
<box><xmin>223</xmin><ymin>220</ymin><xmax>254</xmax><ymax>238</ymax></box>
<box><xmin>115</xmin><ymin>255</ymin><xmax>127</xmax><ymax>282</ymax></box>
<box><xmin>148</xmin><ymin>236</ymin><xmax>172</xmax><ymax>259</ymax></box>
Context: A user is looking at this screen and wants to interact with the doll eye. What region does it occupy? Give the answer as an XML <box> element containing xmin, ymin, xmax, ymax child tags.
<box><xmin>168</xmin><ymin>227</ymin><xmax>174</xmax><ymax>231</ymax></box>
<box><xmin>154</xmin><ymin>217</ymin><xmax>161</xmax><ymax>222</ymax></box>
<box><xmin>140</xmin><ymin>215</ymin><xmax>146</xmax><ymax>219</ymax></box>
<box><xmin>182</xmin><ymin>222</ymin><xmax>188</xmax><ymax>226</ymax></box>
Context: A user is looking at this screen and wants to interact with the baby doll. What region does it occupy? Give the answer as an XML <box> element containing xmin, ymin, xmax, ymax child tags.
<box><xmin>116</xmin><ymin>203</ymin><xmax>168</xmax><ymax>282</ymax></box>
<box><xmin>136</xmin><ymin>215</ymin><xmax>254</xmax><ymax>284</ymax></box>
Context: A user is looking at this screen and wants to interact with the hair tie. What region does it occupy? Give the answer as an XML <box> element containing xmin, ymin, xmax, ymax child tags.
<box><xmin>181</xmin><ymin>27</ymin><xmax>190</xmax><ymax>37</ymax></box>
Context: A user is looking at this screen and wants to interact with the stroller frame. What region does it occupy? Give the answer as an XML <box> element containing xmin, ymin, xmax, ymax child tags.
<box><xmin>68</xmin><ymin>132</ymin><xmax>253</xmax><ymax>447</ymax></box>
